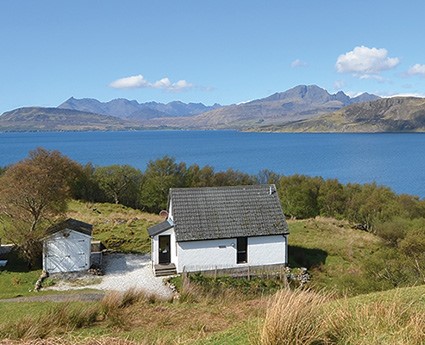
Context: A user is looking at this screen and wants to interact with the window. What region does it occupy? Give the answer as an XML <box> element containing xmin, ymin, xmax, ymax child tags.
<box><xmin>237</xmin><ymin>237</ymin><xmax>247</xmax><ymax>264</ymax></box>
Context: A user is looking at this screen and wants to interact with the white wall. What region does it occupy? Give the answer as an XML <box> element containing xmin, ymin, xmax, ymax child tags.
<box><xmin>248</xmin><ymin>235</ymin><xmax>287</xmax><ymax>266</ymax></box>
<box><xmin>176</xmin><ymin>238</ymin><xmax>235</xmax><ymax>273</ymax></box>
<box><xmin>43</xmin><ymin>229</ymin><xmax>91</xmax><ymax>273</ymax></box>
<box><xmin>176</xmin><ymin>235</ymin><xmax>287</xmax><ymax>273</ymax></box>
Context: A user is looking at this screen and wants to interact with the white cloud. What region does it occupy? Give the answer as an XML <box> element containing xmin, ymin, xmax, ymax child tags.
<box><xmin>407</xmin><ymin>64</ymin><xmax>425</xmax><ymax>77</ymax></box>
<box><xmin>387</xmin><ymin>92</ymin><xmax>425</xmax><ymax>98</ymax></box>
<box><xmin>335</xmin><ymin>46</ymin><xmax>399</xmax><ymax>79</ymax></box>
<box><xmin>109</xmin><ymin>74</ymin><xmax>149</xmax><ymax>89</ymax></box>
<box><xmin>109</xmin><ymin>74</ymin><xmax>193</xmax><ymax>92</ymax></box>
<box><xmin>291</xmin><ymin>59</ymin><xmax>307</xmax><ymax>68</ymax></box>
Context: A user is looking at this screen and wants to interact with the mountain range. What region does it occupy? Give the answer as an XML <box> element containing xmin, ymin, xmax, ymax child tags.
<box><xmin>141</xmin><ymin>85</ymin><xmax>380</xmax><ymax>129</ymax></box>
<box><xmin>264</xmin><ymin>96</ymin><xmax>425</xmax><ymax>132</ymax></box>
<box><xmin>0</xmin><ymin>107</ymin><xmax>141</xmax><ymax>131</ymax></box>
<box><xmin>58</xmin><ymin>97</ymin><xmax>222</xmax><ymax>120</ymax></box>
<box><xmin>1</xmin><ymin>85</ymin><xmax>425</xmax><ymax>132</ymax></box>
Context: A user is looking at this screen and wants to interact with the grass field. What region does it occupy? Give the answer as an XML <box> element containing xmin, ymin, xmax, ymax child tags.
<box><xmin>1</xmin><ymin>201</ymin><xmax>424</xmax><ymax>344</ymax></box>
<box><xmin>67</xmin><ymin>200</ymin><xmax>163</xmax><ymax>254</ymax></box>
<box><xmin>288</xmin><ymin>217</ymin><xmax>385</xmax><ymax>295</ymax></box>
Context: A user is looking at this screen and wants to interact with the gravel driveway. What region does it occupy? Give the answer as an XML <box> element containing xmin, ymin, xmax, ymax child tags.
<box><xmin>50</xmin><ymin>253</ymin><xmax>174</xmax><ymax>299</ymax></box>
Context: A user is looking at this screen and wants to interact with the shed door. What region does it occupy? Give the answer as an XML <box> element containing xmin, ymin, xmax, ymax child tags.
<box><xmin>158</xmin><ymin>235</ymin><xmax>171</xmax><ymax>264</ymax></box>
<box><xmin>46</xmin><ymin>238</ymin><xmax>89</xmax><ymax>273</ymax></box>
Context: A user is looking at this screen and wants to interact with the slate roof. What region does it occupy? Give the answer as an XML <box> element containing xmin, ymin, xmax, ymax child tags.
<box><xmin>168</xmin><ymin>184</ymin><xmax>289</xmax><ymax>242</ymax></box>
<box><xmin>148</xmin><ymin>220</ymin><xmax>173</xmax><ymax>237</ymax></box>
<box><xmin>45</xmin><ymin>218</ymin><xmax>93</xmax><ymax>237</ymax></box>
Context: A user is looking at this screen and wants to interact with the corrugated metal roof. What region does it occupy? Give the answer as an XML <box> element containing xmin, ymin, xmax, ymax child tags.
<box><xmin>169</xmin><ymin>185</ymin><xmax>288</xmax><ymax>242</ymax></box>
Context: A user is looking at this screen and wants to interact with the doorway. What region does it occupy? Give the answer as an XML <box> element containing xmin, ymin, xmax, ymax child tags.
<box><xmin>158</xmin><ymin>235</ymin><xmax>171</xmax><ymax>264</ymax></box>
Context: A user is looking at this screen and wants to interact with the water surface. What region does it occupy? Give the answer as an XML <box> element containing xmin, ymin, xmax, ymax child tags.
<box><xmin>0</xmin><ymin>131</ymin><xmax>423</xmax><ymax>197</ymax></box>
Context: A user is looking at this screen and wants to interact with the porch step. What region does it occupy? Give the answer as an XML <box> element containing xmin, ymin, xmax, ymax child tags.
<box><xmin>154</xmin><ymin>263</ymin><xmax>177</xmax><ymax>277</ymax></box>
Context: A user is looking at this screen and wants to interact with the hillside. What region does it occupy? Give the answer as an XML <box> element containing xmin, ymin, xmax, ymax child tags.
<box><xmin>2</xmin><ymin>201</ymin><xmax>425</xmax><ymax>344</ymax></box>
<box><xmin>262</xmin><ymin>97</ymin><xmax>425</xmax><ymax>132</ymax></box>
<box><xmin>0</xmin><ymin>107</ymin><xmax>142</xmax><ymax>131</ymax></box>
<box><xmin>143</xmin><ymin>85</ymin><xmax>380</xmax><ymax>129</ymax></box>
<box><xmin>12</xmin><ymin>85</ymin><xmax>425</xmax><ymax>132</ymax></box>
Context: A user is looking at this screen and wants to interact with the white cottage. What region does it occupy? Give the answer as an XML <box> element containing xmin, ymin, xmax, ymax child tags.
<box><xmin>148</xmin><ymin>185</ymin><xmax>289</xmax><ymax>276</ymax></box>
<box><xmin>42</xmin><ymin>219</ymin><xmax>93</xmax><ymax>274</ymax></box>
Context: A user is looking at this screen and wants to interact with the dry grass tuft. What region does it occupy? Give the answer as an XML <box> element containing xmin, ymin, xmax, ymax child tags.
<box><xmin>259</xmin><ymin>288</ymin><xmax>425</xmax><ymax>345</ymax></box>
<box><xmin>100</xmin><ymin>288</ymin><xmax>164</xmax><ymax>329</ymax></box>
<box><xmin>0</xmin><ymin>303</ymin><xmax>100</xmax><ymax>340</ymax></box>
<box><xmin>325</xmin><ymin>298</ymin><xmax>425</xmax><ymax>345</ymax></box>
<box><xmin>259</xmin><ymin>288</ymin><xmax>332</xmax><ymax>345</ymax></box>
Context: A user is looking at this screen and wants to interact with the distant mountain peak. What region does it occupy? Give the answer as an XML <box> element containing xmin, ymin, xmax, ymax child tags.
<box><xmin>58</xmin><ymin>97</ymin><xmax>223</xmax><ymax>120</ymax></box>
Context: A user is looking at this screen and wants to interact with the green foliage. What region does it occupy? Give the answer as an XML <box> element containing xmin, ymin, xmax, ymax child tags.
<box><xmin>54</xmin><ymin>152</ymin><xmax>425</xmax><ymax>236</ymax></box>
<box><xmin>288</xmin><ymin>218</ymin><xmax>384</xmax><ymax>296</ymax></box>
<box><xmin>397</xmin><ymin>193</ymin><xmax>425</xmax><ymax>219</ymax></box>
<box><xmin>317</xmin><ymin>178</ymin><xmax>346</xmax><ymax>217</ymax></box>
<box><xmin>185</xmin><ymin>164</ymin><xmax>215</xmax><ymax>187</ymax></box>
<box><xmin>94</xmin><ymin>164</ymin><xmax>143</xmax><ymax>207</ymax></box>
<box><xmin>343</xmin><ymin>182</ymin><xmax>402</xmax><ymax>231</ymax></box>
<box><xmin>139</xmin><ymin>156</ymin><xmax>187</xmax><ymax>213</ymax></box>
<box><xmin>174</xmin><ymin>273</ymin><xmax>288</xmax><ymax>296</ymax></box>
<box><xmin>0</xmin><ymin>148</ymin><xmax>83</xmax><ymax>265</ymax></box>
<box><xmin>374</xmin><ymin>217</ymin><xmax>409</xmax><ymax>246</ymax></box>
<box><xmin>279</xmin><ymin>175</ymin><xmax>322</xmax><ymax>218</ymax></box>
<box><xmin>212</xmin><ymin>168</ymin><xmax>256</xmax><ymax>186</ymax></box>
<box><xmin>71</xmin><ymin>162</ymin><xmax>105</xmax><ymax>202</ymax></box>
<box><xmin>370</xmin><ymin>217</ymin><xmax>425</xmax><ymax>287</ymax></box>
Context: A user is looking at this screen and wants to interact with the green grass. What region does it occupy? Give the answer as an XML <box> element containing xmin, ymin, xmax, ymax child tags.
<box><xmin>67</xmin><ymin>200</ymin><xmax>163</xmax><ymax>253</ymax></box>
<box><xmin>347</xmin><ymin>284</ymin><xmax>425</xmax><ymax>311</ymax></box>
<box><xmin>0</xmin><ymin>249</ymin><xmax>42</xmax><ymax>299</ymax></box>
<box><xmin>195</xmin><ymin>318</ymin><xmax>261</xmax><ymax>345</ymax></box>
<box><xmin>288</xmin><ymin>217</ymin><xmax>385</xmax><ymax>295</ymax></box>
<box><xmin>2</xmin><ymin>201</ymin><xmax>423</xmax><ymax>343</ymax></box>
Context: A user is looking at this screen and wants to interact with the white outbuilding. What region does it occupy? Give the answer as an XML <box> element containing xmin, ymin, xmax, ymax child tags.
<box><xmin>42</xmin><ymin>219</ymin><xmax>93</xmax><ymax>274</ymax></box>
<box><xmin>148</xmin><ymin>185</ymin><xmax>289</xmax><ymax>276</ymax></box>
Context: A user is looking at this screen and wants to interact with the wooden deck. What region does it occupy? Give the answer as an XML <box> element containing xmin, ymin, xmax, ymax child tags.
<box><xmin>154</xmin><ymin>263</ymin><xmax>177</xmax><ymax>277</ymax></box>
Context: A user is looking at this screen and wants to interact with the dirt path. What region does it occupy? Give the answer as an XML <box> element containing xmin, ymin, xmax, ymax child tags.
<box><xmin>0</xmin><ymin>292</ymin><xmax>104</xmax><ymax>303</ymax></box>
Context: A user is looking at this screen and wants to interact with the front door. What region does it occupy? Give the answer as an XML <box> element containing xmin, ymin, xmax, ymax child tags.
<box><xmin>158</xmin><ymin>235</ymin><xmax>171</xmax><ymax>264</ymax></box>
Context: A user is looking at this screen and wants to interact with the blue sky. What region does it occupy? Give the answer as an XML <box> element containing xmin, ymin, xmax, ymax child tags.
<box><xmin>1</xmin><ymin>0</ymin><xmax>425</xmax><ymax>114</ymax></box>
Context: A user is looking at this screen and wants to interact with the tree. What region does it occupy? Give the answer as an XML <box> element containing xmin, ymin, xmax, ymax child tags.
<box><xmin>93</xmin><ymin>165</ymin><xmax>143</xmax><ymax>207</ymax></box>
<box><xmin>0</xmin><ymin>148</ymin><xmax>82</xmax><ymax>266</ymax></box>
<box><xmin>139</xmin><ymin>156</ymin><xmax>187</xmax><ymax>213</ymax></box>
<box><xmin>71</xmin><ymin>162</ymin><xmax>105</xmax><ymax>202</ymax></box>
<box><xmin>212</xmin><ymin>168</ymin><xmax>255</xmax><ymax>186</ymax></box>
<box><xmin>279</xmin><ymin>175</ymin><xmax>322</xmax><ymax>219</ymax></box>
<box><xmin>344</xmin><ymin>183</ymin><xmax>402</xmax><ymax>232</ymax></box>
<box><xmin>317</xmin><ymin>178</ymin><xmax>346</xmax><ymax>217</ymax></box>
<box><xmin>186</xmin><ymin>164</ymin><xmax>215</xmax><ymax>187</ymax></box>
